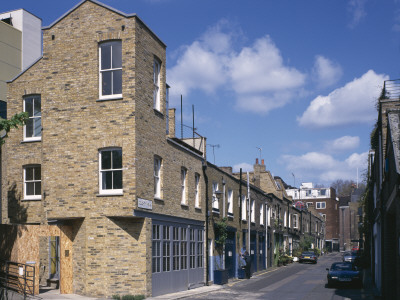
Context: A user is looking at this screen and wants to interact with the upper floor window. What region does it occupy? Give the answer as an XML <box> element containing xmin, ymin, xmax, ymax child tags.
<box><xmin>181</xmin><ymin>168</ymin><xmax>187</xmax><ymax>205</ymax></box>
<box><xmin>241</xmin><ymin>195</ymin><xmax>247</xmax><ymax>220</ymax></box>
<box><xmin>227</xmin><ymin>189</ymin><xmax>233</xmax><ymax>216</ymax></box>
<box><xmin>260</xmin><ymin>204</ymin><xmax>264</xmax><ymax>225</ymax></box>
<box><xmin>316</xmin><ymin>202</ymin><xmax>326</xmax><ymax>209</ymax></box>
<box><xmin>212</xmin><ymin>182</ymin><xmax>219</xmax><ymax>211</ymax></box>
<box><xmin>24</xmin><ymin>95</ymin><xmax>41</xmax><ymax>141</ymax></box>
<box><xmin>154</xmin><ymin>156</ymin><xmax>162</xmax><ymax>199</ymax></box>
<box><xmin>24</xmin><ymin>165</ymin><xmax>41</xmax><ymax>200</ymax></box>
<box><xmin>251</xmin><ymin>200</ymin><xmax>255</xmax><ymax>223</ymax></box>
<box><xmin>293</xmin><ymin>214</ymin><xmax>298</xmax><ymax>229</ymax></box>
<box><xmin>153</xmin><ymin>58</ymin><xmax>161</xmax><ymax>111</ymax></box>
<box><xmin>99</xmin><ymin>148</ymin><xmax>122</xmax><ymax>194</ymax></box>
<box><xmin>99</xmin><ymin>41</ymin><xmax>122</xmax><ymax>99</ymax></box>
<box><xmin>194</xmin><ymin>173</ymin><xmax>200</xmax><ymax>208</ymax></box>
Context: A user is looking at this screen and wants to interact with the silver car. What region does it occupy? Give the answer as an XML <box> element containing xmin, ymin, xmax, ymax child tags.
<box><xmin>342</xmin><ymin>251</ymin><xmax>358</xmax><ymax>263</ymax></box>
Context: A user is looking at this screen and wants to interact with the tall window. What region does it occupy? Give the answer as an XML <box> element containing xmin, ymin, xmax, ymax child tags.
<box><xmin>284</xmin><ymin>211</ymin><xmax>287</xmax><ymax>227</ymax></box>
<box><xmin>197</xmin><ymin>230</ymin><xmax>204</xmax><ymax>268</ymax></box>
<box><xmin>24</xmin><ymin>95</ymin><xmax>41</xmax><ymax>141</ymax></box>
<box><xmin>173</xmin><ymin>227</ymin><xmax>180</xmax><ymax>271</ymax></box>
<box><xmin>241</xmin><ymin>195</ymin><xmax>246</xmax><ymax>220</ymax></box>
<box><xmin>152</xmin><ymin>225</ymin><xmax>161</xmax><ymax>273</ymax></box>
<box><xmin>154</xmin><ymin>156</ymin><xmax>162</xmax><ymax>198</ymax></box>
<box><xmin>293</xmin><ymin>214</ymin><xmax>298</xmax><ymax>229</ymax></box>
<box><xmin>181</xmin><ymin>228</ymin><xmax>187</xmax><ymax>270</ymax></box>
<box><xmin>195</xmin><ymin>173</ymin><xmax>200</xmax><ymax>208</ymax></box>
<box><xmin>163</xmin><ymin>226</ymin><xmax>170</xmax><ymax>272</ymax></box>
<box><xmin>260</xmin><ymin>204</ymin><xmax>264</xmax><ymax>225</ymax></box>
<box><xmin>227</xmin><ymin>189</ymin><xmax>233</xmax><ymax>216</ymax></box>
<box><xmin>153</xmin><ymin>58</ymin><xmax>161</xmax><ymax>111</ymax></box>
<box><xmin>99</xmin><ymin>40</ymin><xmax>122</xmax><ymax>99</ymax></box>
<box><xmin>251</xmin><ymin>200</ymin><xmax>255</xmax><ymax>222</ymax></box>
<box><xmin>24</xmin><ymin>165</ymin><xmax>41</xmax><ymax>200</ymax></box>
<box><xmin>181</xmin><ymin>168</ymin><xmax>187</xmax><ymax>204</ymax></box>
<box><xmin>99</xmin><ymin>148</ymin><xmax>122</xmax><ymax>194</ymax></box>
<box><xmin>212</xmin><ymin>182</ymin><xmax>219</xmax><ymax>211</ymax></box>
<box><xmin>190</xmin><ymin>229</ymin><xmax>196</xmax><ymax>268</ymax></box>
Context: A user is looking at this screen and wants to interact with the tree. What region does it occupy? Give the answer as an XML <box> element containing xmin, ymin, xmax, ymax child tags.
<box><xmin>330</xmin><ymin>179</ymin><xmax>366</xmax><ymax>197</ymax></box>
<box><xmin>0</xmin><ymin>112</ymin><xmax>29</xmax><ymax>145</ymax></box>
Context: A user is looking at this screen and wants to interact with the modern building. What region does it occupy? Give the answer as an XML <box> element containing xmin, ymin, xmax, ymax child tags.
<box><xmin>286</xmin><ymin>182</ymin><xmax>339</xmax><ymax>251</ymax></box>
<box><xmin>366</xmin><ymin>79</ymin><xmax>400</xmax><ymax>299</ymax></box>
<box><xmin>0</xmin><ymin>9</ymin><xmax>42</xmax><ymax>116</ymax></box>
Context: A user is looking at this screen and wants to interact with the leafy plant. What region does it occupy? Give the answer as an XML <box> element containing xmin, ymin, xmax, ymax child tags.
<box><xmin>214</xmin><ymin>217</ymin><xmax>228</xmax><ymax>252</ymax></box>
<box><xmin>0</xmin><ymin>112</ymin><xmax>29</xmax><ymax>145</ymax></box>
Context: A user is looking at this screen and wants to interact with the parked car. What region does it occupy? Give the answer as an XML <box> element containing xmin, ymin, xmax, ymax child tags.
<box><xmin>342</xmin><ymin>251</ymin><xmax>358</xmax><ymax>263</ymax></box>
<box><xmin>351</xmin><ymin>246</ymin><xmax>359</xmax><ymax>251</ymax></box>
<box><xmin>298</xmin><ymin>251</ymin><xmax>318</xmax><ymax>264</ymax></box>
<box><xmin>326</xmin><ymin>262</ymin><xmax>362</xmax><ymax>287</ymax></box>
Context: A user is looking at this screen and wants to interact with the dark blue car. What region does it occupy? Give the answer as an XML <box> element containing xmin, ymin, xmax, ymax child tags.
<box><xmin>326</xmin><ymin>262</ymin><xmax>362</xmax><ymax>288</ymax></box>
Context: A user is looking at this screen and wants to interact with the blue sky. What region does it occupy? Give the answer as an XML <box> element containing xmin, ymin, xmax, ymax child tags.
<box><xmin>3</xmin><ymin>0</ymin><xmax>400</xmax><ymax>187</ymax></box>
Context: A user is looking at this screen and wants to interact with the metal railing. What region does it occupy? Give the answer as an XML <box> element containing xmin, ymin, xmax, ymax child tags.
<box><xmin>381</xmin><ymin>79</ymin><xmax>400</xmax><ymax>100</ymax></box>
<box><xmin>0</xmin><ymin>260</ymin><xmax>35</xmax><ymax>299</ymax></box>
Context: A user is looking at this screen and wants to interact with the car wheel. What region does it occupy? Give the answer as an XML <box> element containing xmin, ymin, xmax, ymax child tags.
<box><xmin>327</xmin><ymin>279</ymin><xmax>333</xmax><ymax>288</ymax></box>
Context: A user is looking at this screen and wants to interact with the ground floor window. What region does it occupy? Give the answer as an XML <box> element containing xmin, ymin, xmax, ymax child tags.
<box><xmin>152</xmin><ymin>223</ymin><xmax>204</xmax><ymax>273</ymax></box>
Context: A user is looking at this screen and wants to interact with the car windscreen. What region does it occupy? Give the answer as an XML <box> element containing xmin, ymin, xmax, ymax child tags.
<box><xmin>331</xmin><ymin>263</ymin><xmax>352</xmax><ymax>271</ymax></box>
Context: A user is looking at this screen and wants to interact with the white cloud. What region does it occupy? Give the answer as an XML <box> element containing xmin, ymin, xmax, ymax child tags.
<box><xmin>233</xmin><ymin>162</ymin><xmax>253</xmax><ymax>173</ymax></box>
<box><xmin>327</xmin><ymin>136</ymin><xmax>360</xmax><ymax>152</ymax></box>
<box><xmin>298</xmin><ymin>70</ymin><xmax>388</xmax><ymax>128</ymax></box>
<box><xmin>281</xmin><ymin>151</ymin><xmax>368</xmax><ymax>184</ymax></box>
<box><xmin>348</xmin><ymin>0</ymin><xmax>367</xmax><ymax>28</ymax></box>
<box><xmin>167</xmin><ymin>25</ymin><xmax>306</xmax><ymax>113</ymax></box>
<box><xmin>312</xmin><ymin>55</ymin><xmax>342</xmax><ymax>88</ymax></box>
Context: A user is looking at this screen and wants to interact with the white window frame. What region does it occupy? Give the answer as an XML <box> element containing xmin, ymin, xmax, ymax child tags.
<box><xmin>23</xmin><ymin>95</ymin><xmax>41</xmax><ymax>141</ymax></box>
<box><xmin>23</xmin><ymin>165</ymin><xmax>41</xmax><ymax>200</ymax></box>
<box><xmin>227</xmin><ymin>189</ymin><xmax>233</xmax><ymax>215</ymax></box>
<box><xmin>251</xmin><ymin>200</ymin><xmax>255</xmax><ymax>223</ymax></box>
<box><xmin>195</xmin><ymin>173</ymin><xmax>200</xmax><ymax>208</ymax></box>
<box><xmin>154</xmin><ymin>156</ymin><xmax>162</xmax><ymax>199</ymax></box>
<box><xmin>212</xmin><ymin>182</ymin><xmax>219</xmax><ymax>211</ymax></box>
<box><xmin>260</xmin><ymin>204</ymin><xmax>264</xmax><ymax>225</ymax></box>
<box><xmin>153</xmin><ymin>58</ymin><xmax>161</xmax><ymax>111</ymax></box>
<box><xmin>293</xmin><ymin>214</ymin><xmax>298</xmax><ymax>229</ymax></box>
<box><xmin>241</xmin><ymin>195</ymin><xmax>247</xmax><ymax>220</ymax></box>
<box><xmin>99</xmin><ymin>148</ymin><xmax>123</xmax><ymax>195</ymax></box>
<box><xmin>181</xmin><ymin>168</ymin><xmax>187</xmax><ymax>205</ymax></box>
<box><xmin>316</xmin><ymin>202</ymin><xmax>326</xmax><ymax>209</ymax></box>
<box><xmin>99</xmin><ymin>40</ymin><xmax>122</xmax><ymax>100</ymax></box>
<box><xmin>284</xmin><ymin>210</ymin><xmax>287</xmax><ymax>227</ymax></box>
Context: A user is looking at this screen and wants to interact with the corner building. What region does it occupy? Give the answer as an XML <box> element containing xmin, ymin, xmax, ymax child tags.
<box><xmin>2</xmin><ymin>0</ymin><xmax>205</xmax><ymax>297</ymax></box>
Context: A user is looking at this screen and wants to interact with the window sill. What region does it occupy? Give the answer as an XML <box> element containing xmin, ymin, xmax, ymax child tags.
<box><xmin>227</xmin><ymin>213</ymin><xmax>234</xmax><ymax>219</ymax></box>
<box><xmin>181</xmin><ymin>203</ymin><xmax>189</xmax><ymax>208</ymax></box>
<box><xmin>195</xmin><ymin>206</ymin><xmax>202</xmax><ymax>210</ymax></box>
<box><xmin>153</xmin><ymin>109</ymin><xmax>164</xmax><ymax>117</ymax></box>
<box><xmin>21</xmin><ymin>139</ymin><xmax>41</xmax><ymax>144</ymax></box>
<box><xmin>22</xmin><ymin>198</ymin><xmax>41</xmax><ymax>201</ymax></box>
<box><xmin>212</xmin><ymin>209</ymin><xmax>220</xmax><ymax>215</ymax></box>
<box><xmin>154</xmin><ymin>197</ymin><xmax>164</xmax><ymax>202</ymax></box>
<box><xmin>96</xmin><ymin>193</ymin><xmax>123</xmax><ymax>197</ymax></box>
<box><xmin>96</xmin><ymin>96</ymin><xmax>123</xmax><ymax>102</ymax></box>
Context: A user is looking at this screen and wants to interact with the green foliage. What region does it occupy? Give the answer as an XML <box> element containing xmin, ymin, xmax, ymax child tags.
<box><xmin>214</xmin><ymin>217</ymin><xmax>228</xmax><ymax>252</ymax></box>
<box><xmin>0</xmin><ymin>112</ymin><xmax>29</xmax><ymax>145</ymax></box>
<box><xmin>299</xmin><ymin>234</ymin><xmax>314</xmax><ymax>251</ymax></box>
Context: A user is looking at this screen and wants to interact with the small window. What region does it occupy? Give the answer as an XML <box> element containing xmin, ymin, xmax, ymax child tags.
<box><xmin>181</xmin><ymin>168</ymin><xmax>187</xmax><ymax>204</ymax></box>
<box><xmin>316</xmin><ymin>202</ymin><xmax>326</xmax><ymax>209</ymax></box>
<box><xmin>99</xmin><ymin>148</ymin><xmax>122</xmax><ymax>194</ymax></box>
<box><xmin>153</xmin><ymin>58</ymin><xmax>161</xmax><ymax>111</ymax></box>
<box><xmin>24</xmin><ymin>95</ymin><xmax>41</xmax><ymax>141</ymax></box>
<box><xmin>195</xmin><ymin>173</ymin><xmax>200</xmax><ymax>208</ymax></box>
<box><xmin>99</xmin><ymin>41</ymin><xmax>122</xmax><ymax>99</ymax></box>
<box><xmin>24</xmin><ymin>165</ymin><xmax>41</xmax><ymax>200</ymax></box>
<box><xmin>154</xmin><ymin>156</ymin><xmax>162</xmax><ymax>198</ymax></box>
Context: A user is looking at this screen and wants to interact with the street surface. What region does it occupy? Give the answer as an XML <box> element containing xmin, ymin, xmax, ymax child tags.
<box><xmin>183</xmin><ymin>253</ymin><xmax>375</xmax><ymax>300</ymax></box>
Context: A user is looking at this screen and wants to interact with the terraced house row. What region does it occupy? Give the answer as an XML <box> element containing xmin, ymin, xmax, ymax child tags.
<box><xmin>0</xmin><ymin>1</ymin><xmax>325</xmax><ymax>298</ymax></box>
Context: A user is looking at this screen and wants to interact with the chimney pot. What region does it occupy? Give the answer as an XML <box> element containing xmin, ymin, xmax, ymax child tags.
<box><xmin>261</xmin><ymin>159</ymin><xmax>264</xmax><ymax>165</ymax></box>
<box><xmin>256</xmin><ymin>158</ymin><xmax>259</xmax><ymax>164</ymax></box>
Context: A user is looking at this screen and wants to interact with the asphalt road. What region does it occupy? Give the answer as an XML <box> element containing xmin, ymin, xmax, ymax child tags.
<box><xmin>182</xmin><ymin>252</ymin><xmax>376</xmax><ymax>300</ymax></box>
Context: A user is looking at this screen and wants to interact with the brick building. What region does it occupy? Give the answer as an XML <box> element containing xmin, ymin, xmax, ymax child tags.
<box><xmin>0</xmin><ymin>1</ymin><xmax>325</xmax><ymax>298</ymax></box>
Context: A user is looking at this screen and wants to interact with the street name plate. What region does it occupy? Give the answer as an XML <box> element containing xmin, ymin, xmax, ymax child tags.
<box><xmin>138</xmin><ymin>198</ymin><xmax>152</xmax><ymax>210</ymax></box>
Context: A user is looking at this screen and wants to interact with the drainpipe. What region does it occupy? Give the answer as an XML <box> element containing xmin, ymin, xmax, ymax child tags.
<box><xmin>202</xmin><ymin>162</ymin><xmax>209</xmax><ymax>285</ymax></box>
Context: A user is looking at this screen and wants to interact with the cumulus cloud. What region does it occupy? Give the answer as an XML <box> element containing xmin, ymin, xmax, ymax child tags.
<box><xmin>348</xmin><ymin>0</ymin><xmax>367</xmax><ymax>28</ymax></box>
<box><xmin>297</xmin><ymin>70</ymin><xmax>388</xmax><ymax>128</ymax></box>
<box><xmin>326</xmin><ymin>136</ymin><xmax>360</xmax><ymax>152</ymax></box>
<box><xmin>167</xmin><ymin>24</ymin><xmax>306</xmax><ymax>113</ymax></box>
<box><xmin>281</xmin><ymin>151</ymin><xmax>368</xmax><ymax>183</ymax></box>
<box><xmin>233</xmin><ymin>162</ymin><xmax>253</xmax><ymax>173</ymax></box>
<box><xmin>312</xmin><ymin>55</ymin><xmax>343</xmax><ymax>88</ymax></box>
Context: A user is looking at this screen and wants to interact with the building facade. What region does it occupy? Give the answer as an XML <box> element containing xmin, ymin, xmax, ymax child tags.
<box><xmin>1</xmin><ymin>1</ymin><xmax>325</xmax><ymax>298</ymax></box>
